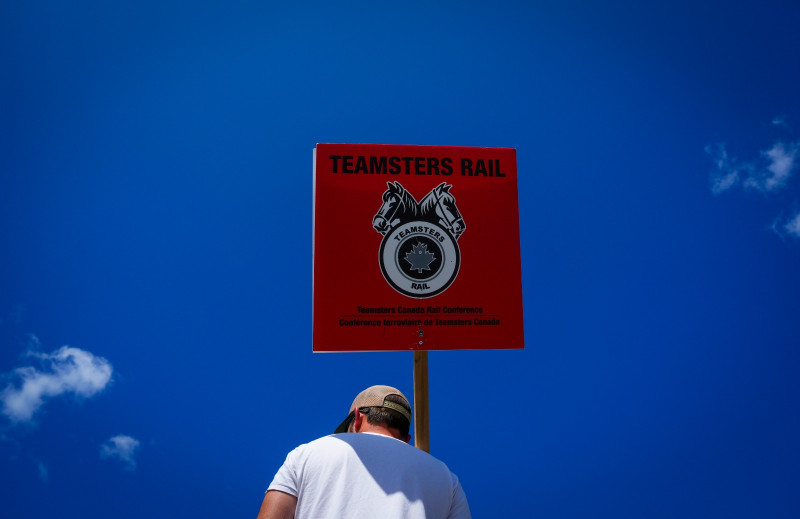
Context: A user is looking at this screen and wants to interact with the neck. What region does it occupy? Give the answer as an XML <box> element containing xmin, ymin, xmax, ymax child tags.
<box><xmin>358</xmin><ymin>422</ymin><xmax>410</xmax><ymax>443</ymax></box>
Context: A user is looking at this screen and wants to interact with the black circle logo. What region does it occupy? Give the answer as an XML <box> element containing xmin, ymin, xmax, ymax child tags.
<box><xmin>379</xmin><ymin>221</ymin><xmax>460</xmax><ymax>298</ymax></box>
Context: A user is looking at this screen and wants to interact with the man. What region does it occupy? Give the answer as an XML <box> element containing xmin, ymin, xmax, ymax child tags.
<box><xmin>256</xmin><ymin>385</ymin><xmax>470</xmax><ymax>519</ymax></box>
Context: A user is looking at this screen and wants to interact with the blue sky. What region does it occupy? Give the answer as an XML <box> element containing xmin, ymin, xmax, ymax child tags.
<box><xmin>2</xmin><ymin>1</ymin><xmax>799</xmax><ymax>517</ymax></box>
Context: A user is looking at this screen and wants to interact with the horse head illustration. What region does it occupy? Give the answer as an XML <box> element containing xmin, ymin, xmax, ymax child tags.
<box><xmin>420</xmin><ymin>183</ymin><xmax>466</xmax><ymax>239</ymax></box>
<box><xmin>373</xmin><ymin>181</ymin><xmax>419</xmax><ymax>235</ymax></box>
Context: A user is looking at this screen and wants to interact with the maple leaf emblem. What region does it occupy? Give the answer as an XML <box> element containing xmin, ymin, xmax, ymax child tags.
<box><xmin>405</xmin><ymin>242</ymin><xmax>436</xmax><ymax>273</ymax></box>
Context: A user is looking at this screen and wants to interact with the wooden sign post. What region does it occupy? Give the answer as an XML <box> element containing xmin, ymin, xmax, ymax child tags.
<box><xmin>312</xmin><ymin>143</ymin><xmax>523</xmax><ymax>451</ymax></box>
<box><xmin>413</xmin><ymin>351</ymin><xmax>430</xmax><ymax>452</ymax></box>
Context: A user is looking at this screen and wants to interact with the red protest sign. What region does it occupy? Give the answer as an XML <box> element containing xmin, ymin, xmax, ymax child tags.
<box><xmin>313</xmin><ymin>143</ymin><xmax>523</xmax><ymax>352</ymax></box>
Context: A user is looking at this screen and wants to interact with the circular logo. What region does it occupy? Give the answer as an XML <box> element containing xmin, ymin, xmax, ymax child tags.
<box><xmin>379</xmin><ymin>220</ymin><xmax>460</xmax><ymax>298</ymax></box>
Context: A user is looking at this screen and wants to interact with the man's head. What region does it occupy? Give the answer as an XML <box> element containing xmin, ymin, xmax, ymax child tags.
<box><xmin>334</xmin><ymin>385</ymin><xmax>412</xmax><ymax>441</ymax></box>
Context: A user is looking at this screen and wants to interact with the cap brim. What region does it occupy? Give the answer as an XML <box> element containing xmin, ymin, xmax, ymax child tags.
<box><xmin>334</xmin><ymin>412</ymin><xmax>353</xmax><ymax>434</ymax></box>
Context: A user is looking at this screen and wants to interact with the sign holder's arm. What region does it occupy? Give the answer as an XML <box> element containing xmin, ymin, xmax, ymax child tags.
<box><xmin>413</xmin><ymin>351</ymin><xmax>430</xmax><ymax>452</ymax></box>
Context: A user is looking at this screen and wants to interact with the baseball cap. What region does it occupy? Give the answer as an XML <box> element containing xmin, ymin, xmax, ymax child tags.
<box><xmin>334</xmin><ymin>385</ymin><xmax>412</xmax><ymax>434</ymax></box>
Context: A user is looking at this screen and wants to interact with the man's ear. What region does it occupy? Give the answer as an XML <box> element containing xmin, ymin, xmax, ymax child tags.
<box><xmin>353</xmin><ymin>409</ymin><xmax>364</xmax><ymax>433</ymax></box>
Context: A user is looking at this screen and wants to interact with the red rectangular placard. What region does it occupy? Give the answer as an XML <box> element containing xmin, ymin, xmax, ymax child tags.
<box><xmin>313</xmin><ymin>143</ymin><xmax>523</xmax><ymax>351</ymax></box>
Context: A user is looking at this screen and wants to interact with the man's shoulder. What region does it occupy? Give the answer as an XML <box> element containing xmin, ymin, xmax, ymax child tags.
<box><xmin>343</xmin><ymin>433</ymin><xmax>454</xmax><ymax>472</ymax></box>
<box><xmin>288</xmin><ymin>433</ymin><xmax>368</xmax><ymax>456</ymax></box>
<box><xmin>293</xmin><ymin>432</ymin><xmax>402</xmax><ymax>453</ymax></box>
<box><xmin>293</xmin><ymin>433</ymin><xmax>453</xmax><ymax>473</ymax></box>
<box><xmin>287</xmin><ymin>434</ymin><xmax>342</xmax><ymax>454</ymax></box>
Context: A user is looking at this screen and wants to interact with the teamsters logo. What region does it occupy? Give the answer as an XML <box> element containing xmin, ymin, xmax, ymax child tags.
<box><xmin>372</xmin><ymin>182</ymin><xmax>466</xmax><ymax>298</ymax></box>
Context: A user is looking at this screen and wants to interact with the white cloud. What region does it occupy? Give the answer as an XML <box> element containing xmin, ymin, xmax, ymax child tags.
<box><xmin>101</xmin><ymin>435</ymin><xmax>140</xmax><ymax>470</ymax></box>
<box><xmin>772</xmin><ymin>116</ymin><xmax>789</xmax><ymax>129</ymax></box>
<box><xmin>785</xmin><ymin>211</ymin><xmax>800</xmax><ymax>238</ymax></box>
<box><xmin>708</xmin><ymin>136</ymin><xmax>799</xmax><ymax>195</ymax></box>
<box><xmin>0</xmin><ymin>346</ymin><xmax>113</xmax><ymax>423</ymax></box>
<box><xmin>707</xmin><ymin>117</ymin><xmax>800</xmax><ymax>242</ymax></box>
<box><xmin>707</xmin><ymin>144</ymin><xmax>741</xmax><ymax>194</ymax></box>
<box><xmin>37</xmin><ymin>461</ymin><xmax>49</xmax><ymax>482</ymax></box>
<box><xmin>712</xmin><ymin>170</ymin><xmax>740</xmax><ymax>194</ymax></box>
<box><xmin>744</xmin><ymin>141</ymin><xmax>798</xmax><ymax>192</ymax></box>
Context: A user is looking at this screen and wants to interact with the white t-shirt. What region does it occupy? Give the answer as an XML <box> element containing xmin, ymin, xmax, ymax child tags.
<box><xmin>268</xmin><ymin>432</ymin><xmax>471</xmax><ymax>519</ymax></box>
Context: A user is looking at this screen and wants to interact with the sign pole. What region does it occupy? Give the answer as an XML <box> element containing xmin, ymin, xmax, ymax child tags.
<box><xmin>413</xmin><ymin>350</ymin><xmax>430</xmax><ymax>452</ymax></box>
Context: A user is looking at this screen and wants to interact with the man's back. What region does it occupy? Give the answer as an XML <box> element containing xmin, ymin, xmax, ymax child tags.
<box><xmin>268</xmin><ymin>432</ymin><xmax>470</xmax><ymax>519</ymax></box>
